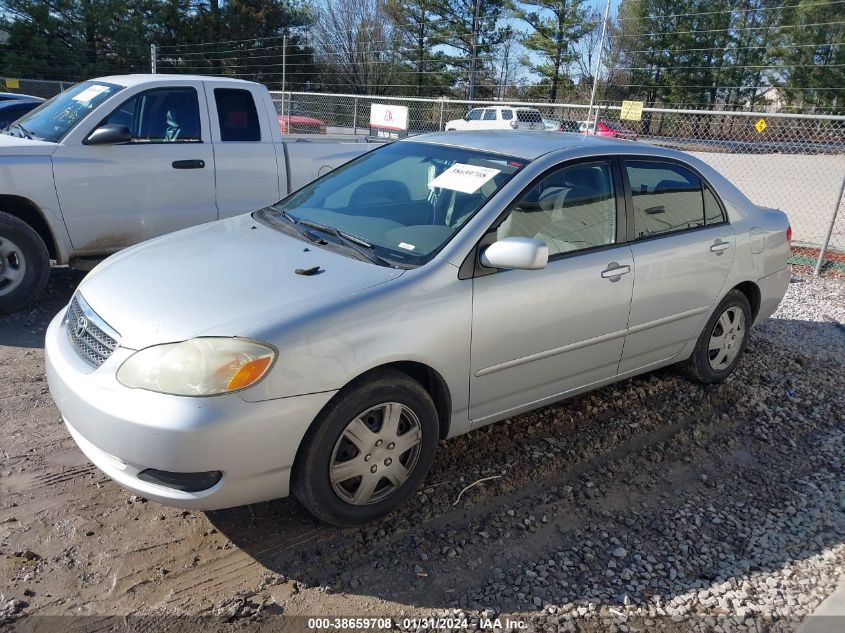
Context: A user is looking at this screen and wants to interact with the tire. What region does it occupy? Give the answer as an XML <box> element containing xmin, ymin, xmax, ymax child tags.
<box><xmin>292</xmin><ymin>369</ymin><xmax>439</xmax><ymax>526</ymax></box>
<box><xmin>682</xmin><ymin>289</ymin><xmax>752</xmax><ymax>384</ymax></box>
<box><xmin>0</xmin><ymin>211</ymin><xmax>50</xmax><ymax>314</ymax></box>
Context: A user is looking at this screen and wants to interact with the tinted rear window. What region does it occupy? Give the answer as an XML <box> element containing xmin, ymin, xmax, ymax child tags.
<box><xmin>214</xmin><ymin>88</ymin><xmax>261</xmax><ymax>142</ymax></box>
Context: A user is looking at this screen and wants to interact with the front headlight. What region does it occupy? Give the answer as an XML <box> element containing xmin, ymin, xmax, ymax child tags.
<box><xmin>117</xmin><ymin>338</ymin><xmax>276</xmax><ymax>396</ymax></box>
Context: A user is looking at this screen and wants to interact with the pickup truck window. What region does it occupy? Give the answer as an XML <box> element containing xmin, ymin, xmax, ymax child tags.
<box><xmin>102</xmin><ymin>88</ymin><xmax>201</xmax><ymax>143</ymax></box>
<box><xmin>11</xmin><ymin>80</ymin><xmax>122</xmax><ymax>142</ymax></box>
<box><xmin>263</xmin><ymin>141</ymin><xmax>524</xmax><ymax>265</ymax></box>
<box><xmin>483</xmin><ymin>109</ymin><xmax>497</xmax><ymax>121</ymax></box>
<box><xmin>214</xmin><ymin>88</ymin><xmax>261</xmax><ymax>142</ymax></box>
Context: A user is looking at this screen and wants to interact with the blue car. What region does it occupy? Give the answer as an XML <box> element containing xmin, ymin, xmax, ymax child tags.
<box><xmin>0</xmin><ymin>95</ymin><xmax>44</xmax><ymax>130</ymax></box>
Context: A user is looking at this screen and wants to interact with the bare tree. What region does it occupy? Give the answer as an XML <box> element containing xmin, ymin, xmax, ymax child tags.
<box><xmin>312</xmin><ymin>0</ymin><xmax>398</xmax><ymax>94</ymax></box>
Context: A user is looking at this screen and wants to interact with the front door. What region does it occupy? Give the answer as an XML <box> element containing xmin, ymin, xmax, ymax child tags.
<box><xmin>469</xmin><ymin>159</ymin><xmax>634</xmax><ymax>423</ymax></box>
<box><xmin>52</xmin><ymin>83</ymin><xmax>216</xmax><ymax>254</ymax></box>
<box><xmin>619</xmin><ymin>158</ymin><xmax>735</xmax><ymax>373</ymax></box>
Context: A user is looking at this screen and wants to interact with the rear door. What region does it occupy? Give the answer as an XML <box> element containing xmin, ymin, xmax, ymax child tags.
<box><xmin>204</xmin><ymin>83</ymin><xmax>282</xmax><ymax>218</ymax></box>
<box><xmin>619</xmin><ymin>158</ymin><xmax>735</xmax><ymax>373</ymax></box>
<box><xmin>52</xmin><ymin>81</ymin><xmax>216</xmax><ymax>253</ymax></box>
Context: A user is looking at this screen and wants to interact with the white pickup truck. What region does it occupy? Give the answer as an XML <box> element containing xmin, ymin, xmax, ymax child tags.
<box><xmin>0</xmin><ymin>74</ymin><xmax>379</xmax><ymax>312</ymax></box>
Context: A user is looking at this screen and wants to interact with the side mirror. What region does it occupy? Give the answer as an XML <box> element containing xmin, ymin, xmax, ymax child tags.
<box><xmin>84</xmin><ymin>124</ymin><xmax>131</xmax><ymax>146</ymax></box>
<box><xmin>481</xmin><ymin>237</ymin><xmax>548</xmax><ymax>270</ymax></box>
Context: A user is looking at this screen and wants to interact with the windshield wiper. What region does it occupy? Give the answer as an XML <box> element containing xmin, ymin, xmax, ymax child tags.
<box><xmin>296</xmin><ymin>219</ymin><xmax>395</xmax><ymax>268</ymax></box>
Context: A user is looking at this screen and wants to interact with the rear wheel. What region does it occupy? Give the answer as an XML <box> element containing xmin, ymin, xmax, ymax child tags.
<box><xmin>292</xmin><ymin>369</ymin><xmax>439</xmax><ymax>526</ymax></box>
<box><xmin>0</xmin><ymin>211</ymin><xmax>50</xmax><ymax>314</ymax></box>
<box><xmin>682</xmin><ymin>289</ymin><xmax>751</xmax><ymax>384</ymax></box>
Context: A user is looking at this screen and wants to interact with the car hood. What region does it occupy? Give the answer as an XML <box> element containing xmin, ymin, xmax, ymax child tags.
<box><xmin>0</xmin><ymin>133</ymin><xmax>57</xmax><ymax>156</ymax></box>
<box><xmin>76</xmin><ymin>214</ymin><xmax>405</xmax><ymax>350</ymax></box>
<box><xmin>279</xmin><ymin>114</ymin><xmax>325</xmax><ymax>125</ymax></box>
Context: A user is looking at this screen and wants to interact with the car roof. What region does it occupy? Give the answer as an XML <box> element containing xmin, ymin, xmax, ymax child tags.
<box><xmin>0</xmin><ymin>97</ymin><xmax>42</xmax><ymax>107</ymax></box>
<box><xmin>89</xmin><ymin>74</ymin><xmax>257</xmax><ymax>88</ymax></box>
<box><xmin>406</xmin><ymin>130</ymin><xmax>638</xmax><ymax>160</ymax></box>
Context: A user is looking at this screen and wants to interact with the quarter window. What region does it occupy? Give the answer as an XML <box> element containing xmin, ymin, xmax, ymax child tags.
<box><xmin>501</xmin><ymin>109</ymin><xmax>513</xmax><ymax>120</ymax></box>
<box><xmin>102</xmin><ymin>87</ymin><xmax>201</xmax><ymax>143</ymax></box>
<box><xmin>626</xmin><ymin>160</ymin><xmax>713</xmax><ymax>238</ymax></box>
<box><xmin>214</xmin><ymin>88</ymin><xmax>261</xmax><ymax>141</ymax></box>
<box><xmin>498</xmin><ymin>161</ymin><xmax>617</xmax><ymax>256</ymax></box>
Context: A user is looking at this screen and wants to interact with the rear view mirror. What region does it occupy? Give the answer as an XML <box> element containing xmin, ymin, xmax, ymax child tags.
<box><xmin>84</xmin><ymin>124</ymin><xmax>131</xmax><ymax>145</ymax></box>
<box><xmin>481</xmin><ymin>237</ymin><xmax>548</xmax><ymax>270</ymax></box>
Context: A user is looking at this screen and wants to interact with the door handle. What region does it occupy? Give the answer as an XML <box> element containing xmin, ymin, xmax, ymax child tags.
<box><xmin>172</xmin><ymin>159</ymin><xmax>205</xmax><ymax>169</ymax></box>
<box><xmin>601</xmin><ymin>262</ymin><xmax>631</xmax><ymax>280</ymax></box>
<box><xmin>710</xmin><ymin>239</ymin><xmax>731</xmax><ymax>254</ymax></box>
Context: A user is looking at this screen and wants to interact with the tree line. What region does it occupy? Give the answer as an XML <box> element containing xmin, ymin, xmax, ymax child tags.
<box><xmin>0</xmin><ymin>0</ymin><xmax>842</xmax><ymax>112</ymax></box>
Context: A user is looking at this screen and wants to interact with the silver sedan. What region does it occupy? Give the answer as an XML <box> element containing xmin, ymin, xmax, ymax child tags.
<box><xmin>45</xmin><ymin>131</ymin><xmax>792</xmax><ymax>526</ymax></box>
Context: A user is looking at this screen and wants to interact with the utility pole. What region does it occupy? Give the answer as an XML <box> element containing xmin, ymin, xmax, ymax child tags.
<box><xmin>587</xmin><ymin>0</ymin><xmax>612</xmax><ymax>128</ymax></box>
<box><xmin>468</xmin><ymin>0</ymin><xmax>482</xmax><ymax>101</ymax></box>
<box><xmin>150</xmin><ymin>43</ymin><xmax>157</xmax><ymax>74</ymax></box>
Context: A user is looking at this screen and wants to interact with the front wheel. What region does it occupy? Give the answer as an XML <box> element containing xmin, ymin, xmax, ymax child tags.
<box><xmin>292</xmin><ymin>369</ymin><xmax>439</xmax><ymax>526</ymax></box>
<box><xmin>682</xmin><ymin>289</ymin><xmax>752</xmax><ymax>384</ymax></box>
<box><xmin>0</xmin><ymin>211</ymin><xmax>50</xmax><ymax>314</ymax></box>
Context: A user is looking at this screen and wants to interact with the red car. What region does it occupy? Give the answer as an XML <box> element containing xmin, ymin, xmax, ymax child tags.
<box><xmin>278</xmin><ymin>111</ymin><xmax>327</xmax><ymax>134</ymax></box>
<box><xmin>578</xmin><ymin>119</ymin><xmax>638</xmax><ymax>140</ymax></box>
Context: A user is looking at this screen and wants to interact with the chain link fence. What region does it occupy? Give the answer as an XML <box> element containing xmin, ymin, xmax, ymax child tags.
<box><xmin>1</xmin><ymin>77</ymin><xmax>72</xmax><ymax>100</ymax></box>
<box><xmin>1</xmin><ymin>75</ymin><xmax>841</xmax><ymax>273</ymax></box>
<box><xmin>271</xmin><ymin>91</ymin><xmax>845</xmax><ymax>274</ymax></box>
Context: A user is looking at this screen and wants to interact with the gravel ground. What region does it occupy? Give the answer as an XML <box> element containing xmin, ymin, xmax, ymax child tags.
<box><xmin>0</xmin><ymin>267</ymin><xmax>843</xmax><ymax>632</ymax></box>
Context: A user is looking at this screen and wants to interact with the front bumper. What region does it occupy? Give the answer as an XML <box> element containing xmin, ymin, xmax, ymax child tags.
<box><xmin>45</xmin><ymin>309</ymin><xmax>336</xmax><ymax>510</ymax></box>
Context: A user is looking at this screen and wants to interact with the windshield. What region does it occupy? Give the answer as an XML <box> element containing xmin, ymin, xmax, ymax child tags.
<box><xmin>9</xmin><ymin>81</ymin><xmax>122</xmax><ymax>142</ymax></box>
<box><xmin>259</xmin><ymin>141</ymin><xmax>525</xmax><ymax>266</ymax></box>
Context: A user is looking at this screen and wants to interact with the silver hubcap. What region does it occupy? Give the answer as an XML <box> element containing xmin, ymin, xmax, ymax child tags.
<box><xmin>708</xmin><ymin>306</ymin><xmax>745</xmax><ymax>371</ymax></box>
<box><xmin>329</xmin><ymin>402</ymin><xmax>423</xmax><ymax>506</ymax></box>
<box><xmin>0</xmin><ymin>236</ymin><xmax>27</xmax><ymax>297</ymax></box>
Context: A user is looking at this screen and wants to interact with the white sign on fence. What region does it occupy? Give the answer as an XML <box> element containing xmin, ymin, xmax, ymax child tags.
<box><xmin>369</xmin><ymin>103</ymin><xmax>409</xmax><ymax>139</ymax></box>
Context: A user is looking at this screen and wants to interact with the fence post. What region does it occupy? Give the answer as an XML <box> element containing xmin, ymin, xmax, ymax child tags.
<box><xmin>814</xmin><ymin>171</ymin><xmax>845</xmax><ymax>276</ymax></box>
<box><xmin>352</xmin><ymin>96</ymin><xmax>358</xmax><ymax>135</ymax></box>
<box><xmin>280</xmin><ymin>34</ymin><xmax>286</xmax><ymax>128</ymax></box>
<box><xmin>439</xmin><ymin>98</ymin><xmax>445</xmax><ymax>131</ymax></box>
<box><xmin>587</xmin><ymin>0</ymin><xmax>612</xmax><ymax>126</ymax></box>
<box><xmin>150</xmin><ymin>44</ymin><xmax>157</xmax><ymax>74</ymax></box>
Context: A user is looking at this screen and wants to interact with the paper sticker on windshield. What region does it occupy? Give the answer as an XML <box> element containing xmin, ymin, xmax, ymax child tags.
<box><xmin>428</xmin><ymin>164</ymin><xmax>501</xmax><ymax>194</ymax></box>
<box><xmin>72</xmin><ymin>85</ymin><xmax>110</xmax><ymax>104</ymax></box>
<box><xmin>398</xmin><ymin>242</ymin><xmax>415</xmax><ymax>251</ymax></box>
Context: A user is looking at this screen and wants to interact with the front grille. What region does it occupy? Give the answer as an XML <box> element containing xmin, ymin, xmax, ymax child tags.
<box><xmin>66</xmin><ymin>295</ymin><xmax>118</xmax><ymax>368</ymax></box>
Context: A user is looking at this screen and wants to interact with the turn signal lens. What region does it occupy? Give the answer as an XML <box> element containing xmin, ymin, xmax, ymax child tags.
<box><xmin>786</xmin><ymin>225</ymin><xmax>792</xmax><ymax>243</ymax></box>
<box><xmin>117</xmin><ymin>338</ymin><xmax>276</xmax><ymax>396</ymax></box>
<box><xmin>227</xmin><ymin>356</ymin><xmax>273</xmax><ymax>391</ymax></box>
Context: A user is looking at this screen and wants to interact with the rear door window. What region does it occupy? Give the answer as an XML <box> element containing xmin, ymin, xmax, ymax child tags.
<box><xmin>482</xmin><ymin>109</ymin><xmax>497</xmax><ymax>121</ymax></box>
<box><xmin>517</xmin><ymin>110</ymin><xmax>542</xmax><ymax>123</ymax></box>
<box><xmin>214</xmin><ymin>88</ymin><xmax>261</xmax><ymax>142</ymax></box>
<box><xmin>501</xmin><ymin>109</ymin><xmax>513</xmax><ymax>120</ymax></box>
<box><xmin>626</xmin><ymin>160</ymin><xmax>711</xmax><ymax>238</ymax></box>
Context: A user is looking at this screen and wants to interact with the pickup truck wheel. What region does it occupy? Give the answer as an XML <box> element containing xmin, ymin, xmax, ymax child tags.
<box><xmin>681</xmin><ymin>289</ymin><xmax>751</xmax><ymax>384</ymax></box>
<box><xmin>0</xmin><ymin>211</ymin><xmax>50</xmax><ymax>314</ymax></box>
<box><xmin>292</xmin><ymin>369</ymin><xmax>439</xmax><ymax>526</ymax></box>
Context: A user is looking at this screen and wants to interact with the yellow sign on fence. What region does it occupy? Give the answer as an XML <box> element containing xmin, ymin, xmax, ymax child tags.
<box><xmin>755</xmin><ymin>118</ymin><xmax>767</xmax><ymax>133</ymax></box>
<box><xmin>5</xmin><ymin>78</ymin><xmax>20</xmax><ymax>90</ymax></box>
<box><xmin>620</xmin><ymin>100</ymin><xmax>644</xmax><ymax>121</ymax></box>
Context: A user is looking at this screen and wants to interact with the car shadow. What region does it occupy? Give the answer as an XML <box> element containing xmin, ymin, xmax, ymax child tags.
<box><xmin>206</xmin><ymin>317</ymin><xmax>844</xmax><ymax>614</ymax></box>
<box><xmin>0</xmin><ymin>267</ymin><xmax>86</xmax><ymax>348</ymax></box>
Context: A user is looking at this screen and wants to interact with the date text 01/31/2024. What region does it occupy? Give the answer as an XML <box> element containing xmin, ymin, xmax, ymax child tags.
<box><xmin>307</xmin><ymin>617</ymin><xmax>528</xmax><ymax>630</ymax></box>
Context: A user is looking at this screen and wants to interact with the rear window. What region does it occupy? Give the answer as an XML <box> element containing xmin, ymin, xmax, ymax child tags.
<box><xmin>516</xmin><ymin>109</ymin><xmax>542</xmax><ymax>123</ymax></box>
<box><xmin>214</xmin><ymin>88</ymin><xmax>261</xmax><ymax>142</ymax></box>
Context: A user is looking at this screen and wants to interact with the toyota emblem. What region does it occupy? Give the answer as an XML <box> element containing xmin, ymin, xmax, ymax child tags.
<box><xmin>74</xmin><ymin>315</ymin><xmax>88</xmax><ymax>338</ymax></box>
